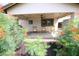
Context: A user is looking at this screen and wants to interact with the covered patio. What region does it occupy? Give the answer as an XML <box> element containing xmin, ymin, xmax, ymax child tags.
<box><xmin>14</xmin><ymin>12</ymin><xmax>73</xmax><ymax>39</ymax></box>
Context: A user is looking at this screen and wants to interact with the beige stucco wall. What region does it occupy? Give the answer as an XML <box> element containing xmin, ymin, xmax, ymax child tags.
<box><xmin>18</xmin><ymin>14</ymin><xmax>42</xmax><ymax>31</ymax></box>
<box><xmin>18</xmin><ymin>14</ymin><xmax>71</xmax><ymax>31</ymax></box>
<box><xmin>18</xmin><ymin>14</ymin><xmax>55</xmax><ymax>31</ymax></box>
<box><xmin>7</xmin><ymin>3</ymin><xmax>79</xmax><ymax>15</ymax></box>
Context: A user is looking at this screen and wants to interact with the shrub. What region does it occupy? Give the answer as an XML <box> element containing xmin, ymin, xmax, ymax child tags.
<box><xmin>24</xmin><ymin>37</ymin><xmax>50</xmax><ymax>56</ymax></box>
<box><xmin>0</xmin><ymin>13</ymin><xmax>25</xmax><ymax>55</ymax></box>
<box><xmin>56</xmin><ymin>18</ymin><xmax>79</xmax><ymax>56</ymax></box>
<box><xmin>0</xmin><ymin>13</ymin><xmax>49</xmax><ymax>56</ymax></box>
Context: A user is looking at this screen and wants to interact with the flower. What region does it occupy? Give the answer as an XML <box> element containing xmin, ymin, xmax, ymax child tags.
<box><xmin>71</xmin><ymin>27</ymin><xmax>79</xmax><ymax>33</ymax></box>
<box><xmin>60</xmin><ymin>31</ymin><xmax>65</xmax><ymax>36</ymax></box>
<box><xmin>0</xmin><ymin>27</ymin><xmax>5</xmax><ymax>38</ymax></box>
<box><xmin>0</xmin><ymin>8</ymin><xmax>4</xmax><ymax>12</ymax></box>
<box><xmin>73</xmin><ymin>34</ymin><xmax>79</xmax><ymax>41</ymax></box>
<box><xmin>0</xmin><ymin>4</ymin><xmax>4</xmax><ymax>12</ymax></box>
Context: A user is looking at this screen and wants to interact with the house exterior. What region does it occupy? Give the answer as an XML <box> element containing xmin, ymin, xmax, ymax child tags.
<box><xmin>3</xmin><ymin>3</ymin><xmax>79</xmax><ymax>39</ymax></box>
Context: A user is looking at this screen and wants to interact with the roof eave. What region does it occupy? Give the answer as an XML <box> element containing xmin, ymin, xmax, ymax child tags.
<box><xmin>3</xmin><ymin>3</ymin><xmax>17</xmax><ymax>10</ymax></box>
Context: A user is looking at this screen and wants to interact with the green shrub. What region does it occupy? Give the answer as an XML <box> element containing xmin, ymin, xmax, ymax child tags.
<box><xmin>0</xmin><ymin>13</ymin><xmax>50</xmax><ymax>56</ymax></box>
<box><xmin>24</xmin><ymin>37</ymin><xmax>50</xmax><ymax>56</ymax></box>
<box><xmin>56</xmin><ymin>18</ymin><xmax>79</xmax><ymax>56</ymax></box>
<box><xmin>0</xmin><ymin>13</ymin><xmax>25</xmax><ymax>55</ymax></box>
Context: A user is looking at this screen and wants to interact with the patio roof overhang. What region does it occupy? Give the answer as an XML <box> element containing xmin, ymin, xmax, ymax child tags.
<box><xmin>14</xmin><ymin>12</ymin><xmax>73</xmax><ymax>19</ymax></box>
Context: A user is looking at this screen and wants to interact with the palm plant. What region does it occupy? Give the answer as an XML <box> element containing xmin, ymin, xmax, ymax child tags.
<box><xmin>24</xmin><ymin>37</ymin><xmax>50</xmax><ymax>56</ymax></box>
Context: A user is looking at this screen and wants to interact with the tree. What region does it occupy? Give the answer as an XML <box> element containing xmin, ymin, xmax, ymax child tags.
<box><xmin>0</xmin><ymin>13</ymin><xmax>25</xmax><ymax>55</ymax></box>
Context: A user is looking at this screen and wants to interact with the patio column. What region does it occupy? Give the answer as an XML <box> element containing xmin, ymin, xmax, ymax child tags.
<box><xmin>54</xmin><ymin>19</ymin><xmax>58</xmax><ymax>31</ymax></box>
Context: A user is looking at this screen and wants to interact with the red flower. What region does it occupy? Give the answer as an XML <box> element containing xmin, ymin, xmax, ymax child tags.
<box><xmin>73</xmin><ymin>34</ymin><xmax>79</xmax><ymax>41</ymax></box>
<box><xmin>71</xmin><ymin>27</ymin><xmax>79</xmax><ymax>32</ymax></box>
<box><xmin>0</xmin><ymin>4</ymin><xmax>4</xmax><ymax>12</ymax></box>
<box><xmin>0</xmin><ymin>27</ymin><xmax>5</xmax><ymax>38</ymax></box>
<box><xmin>60</xmin><ymin>31</ymin><xmax>65</xmax><ymax>36</ymax></box>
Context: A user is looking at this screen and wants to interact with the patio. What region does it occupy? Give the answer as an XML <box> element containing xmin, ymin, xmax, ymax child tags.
<box><xmin>14</xmin><ymin>13</ymin><xmax>73</xmax><ymax>39</ymax></box>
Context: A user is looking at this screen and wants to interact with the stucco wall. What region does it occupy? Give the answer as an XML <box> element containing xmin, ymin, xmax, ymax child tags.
<box><xmin>7</xmin><ymin>3</ymin><xmax>79</xmax><ymax>15</ymax></box>
<box><xmin>54</xmin><ymin>15</ymin><xmax>71</xmax><ymax>31</ymax></box>
<box><xmin>18</xmin><ymin>14</ymin><xmax>71</xmax><ymax>31</ymax></box>
<box><xmin>18</xmin><ymin>14</ymin><xmax>42</xmax><ymax>31</ymax></box>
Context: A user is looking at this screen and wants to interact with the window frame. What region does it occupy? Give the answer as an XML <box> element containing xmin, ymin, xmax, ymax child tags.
<box><xmin>41</xmin><ymin>18</ymin><xmax>54</xmax><ymax>27</ymax></box>
<box><xmin>28</xmin><ymin>20</ymin><xmax>33</xmax><ymax>25</ymax></box>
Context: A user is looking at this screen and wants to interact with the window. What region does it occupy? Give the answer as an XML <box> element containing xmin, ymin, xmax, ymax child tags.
<box><xmin>29</xmin><ymin>20</ymin><xmax>33</xmax><ymax>24</ymax></box>
<box><xmin>41</xmin><ymin>18</ymin><xmax>54</xmax><ymax>27</ymax></box>
<box><xmin>47</xmin><ymin>19</ymin><xmax>53</xmax><ymax>26</ymax></box>
<box><xmin>58</xmin><ymin>22</ymin><xmax>62</xmax><ymax>28</ymax></box>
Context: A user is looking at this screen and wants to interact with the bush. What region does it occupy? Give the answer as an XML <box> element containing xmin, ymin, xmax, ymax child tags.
<box><xmin>24</xmin><ymin>37</ymin><xmax>50</xmax><ymax>56</ymax></box>
<box><xmin>0</xmin><ymin>13</ymin><xmax>25</xmax><ymax>55</ymax></box>
<box><xmin>56</xmin><ymin>18</ymin><xmax>79</xmax><ymax>56</ymax></box>
<box><xmin>0</xmin><ymin>13</ymin><xmax>49</xmax><ymax>56</ymax></box>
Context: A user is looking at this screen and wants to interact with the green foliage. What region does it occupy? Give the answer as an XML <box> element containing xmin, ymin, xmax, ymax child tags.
<box><xmin>24</xmin><ymin>37</ymin><xmax>50</xmax><ymax>56</ymax></box>
<box><xmin>56</xmin><ymin>18</ymin><xmax>79</xmax><ymax>56</ymax></box>
<box><xmin>0</xmin><ymin>13</ymin><xmax>25</xmax><ymax>55</ymax></box>
<box><xmin>56</xmin><ymin>34</ymin><xmax>79</xmax><ymax>56</ymax></box>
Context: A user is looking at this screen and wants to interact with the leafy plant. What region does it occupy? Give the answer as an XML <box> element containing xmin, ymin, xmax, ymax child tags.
<box><xmin>0</xmin><ymin>13</ymin><xmax>49</xmax><ymax>56</ymax></box>
<box><xmin>56</xmin><ymin>18</ymin><xmax>79</xmax><ymax>56</ymax></box>
<box><xmin>0</xmin><ymin>13</ymin><xmax>25</xmax><ymax>55</ymax></box>
<box><xmin>24</xmin><ymin>37</ymin><xmax>50</xmax><ymax>56</ymax></box>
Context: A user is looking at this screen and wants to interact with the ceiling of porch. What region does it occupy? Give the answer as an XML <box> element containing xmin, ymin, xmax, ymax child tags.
<box><xmin>15</xmin><ymin>12</ymin><xmax>73</xmax><ymax>19</ymax></box>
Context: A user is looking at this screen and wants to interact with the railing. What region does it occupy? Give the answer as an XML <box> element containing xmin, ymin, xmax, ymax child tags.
<box><xmin>32</xmin><ymin>26</ymin><xmax>55</xmax><ymax>33</ymax></box>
